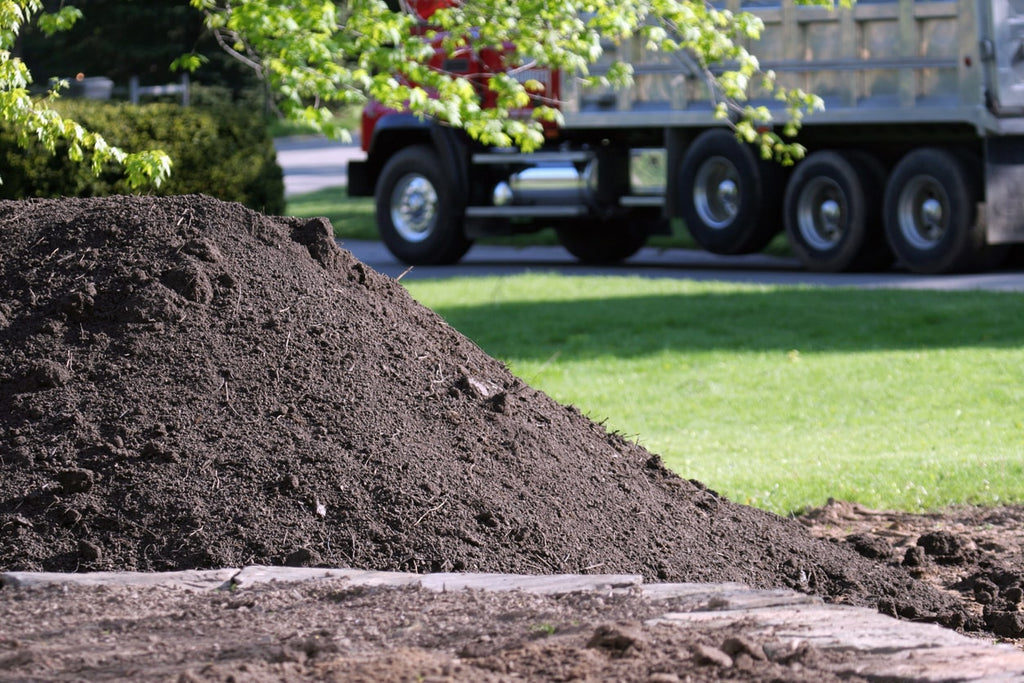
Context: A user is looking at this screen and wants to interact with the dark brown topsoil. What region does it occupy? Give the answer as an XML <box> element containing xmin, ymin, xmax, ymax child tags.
<box><xmin>1</xmin><ymin>195</ymin><xmax>1022</xmax><ymax>675</ymax></box>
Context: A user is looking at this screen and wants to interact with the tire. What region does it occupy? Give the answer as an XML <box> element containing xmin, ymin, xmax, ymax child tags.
<box><xmin>783</xmin><ymin>150</ymin><xmax>892</xmax><ymax>272</ymax></box>
<box><xmin>883</xmin><ymin>148</ymin><xmax>986</xmax><ymax>274</ymax></box>
<box><xmin>677</xmin><ymin>129</ymin><xmax>782</xmax><ymax>255</ymax></box>
<box><xmin>555</xmin><ymin>217</ymin><xmax>649</xmax><ymax>264</ymax></box>
<box><xmin>375</xmin><ymin>145</ymin><xmax>472</xmax><ymax>265</ymax></box>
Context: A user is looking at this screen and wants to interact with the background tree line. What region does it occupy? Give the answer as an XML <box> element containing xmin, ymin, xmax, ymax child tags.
<box><xmin>16</xmin><ymin>0</ymin><xmax>256</xmax><ymax>99</ymax></box>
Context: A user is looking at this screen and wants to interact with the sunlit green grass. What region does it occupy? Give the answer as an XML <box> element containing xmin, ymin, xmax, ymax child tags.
<box><xmin>404</xmin><ymin>274</ymin><xmax>1024</xmax><ymax>515</ymax></box>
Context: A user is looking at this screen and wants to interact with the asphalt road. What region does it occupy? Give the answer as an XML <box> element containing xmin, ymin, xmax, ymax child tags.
<box><xmin>275</xmin><ymin>137</ymin><xmax>1024</xmax><ymax>291</ymax></box>
<box><xmin>275</xmin><ymin>136</ymin><xmax>363</xmax><ymax>198</ymax></box>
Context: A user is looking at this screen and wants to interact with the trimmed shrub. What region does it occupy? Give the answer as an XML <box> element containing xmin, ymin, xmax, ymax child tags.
<box><xmin>0</xmin><ymin>101</ymin><xmax>285</xmax><ymax>214</ymax></box>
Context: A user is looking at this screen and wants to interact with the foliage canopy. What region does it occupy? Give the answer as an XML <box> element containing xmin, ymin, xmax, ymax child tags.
<box><xmin>186</xmin><ymin>0</ymin><xmax>825</xmax><ymax>157</ymax></box>
<box><xmin>2</xmin><ymin>0</ymin><xmax>830</xmax><ymax>187</ymax></box>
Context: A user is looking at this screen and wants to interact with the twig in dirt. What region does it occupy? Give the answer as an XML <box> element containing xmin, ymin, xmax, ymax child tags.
<box><xmin>216</xmin><ymin>377</ymin><xmax>230</xmax><ymax>403</ymax></box>
<box><xmin>396</xmin><ymin>265</ymin><xmax>415</xmax><ymax>281</ymax></box>
<box><xmin>413</xmin><ymin>497</ymin><xmax>449</xmax><ymax>527</ymax></box>
<box><xmin>176</xmin><ymin>208</ymin><xmax>195</xmax><ymax>232</ymax></box>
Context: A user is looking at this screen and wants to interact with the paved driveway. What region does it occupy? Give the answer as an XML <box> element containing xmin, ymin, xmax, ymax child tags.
<box><xmin>274</xmin><ymin>136</ymin><xmax>363</xmax><ymax>198</ymax></box>
<box><xmin>337</xmin><ymin>239</ymin><xmax>1024</xmax><ymax>291</ymax></box>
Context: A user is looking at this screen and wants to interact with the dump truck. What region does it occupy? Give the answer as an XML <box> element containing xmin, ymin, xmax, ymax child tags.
<box><xmin>348</xmin><ymin>0</ymin><xmax>1024</xmax><ymax>273</ymax></box>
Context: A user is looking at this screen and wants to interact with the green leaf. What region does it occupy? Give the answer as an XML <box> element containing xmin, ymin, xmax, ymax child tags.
<box><xmin>36</xmin><ymin>5</ymin><xmax>82</xmax><ymax>37</ymax></box>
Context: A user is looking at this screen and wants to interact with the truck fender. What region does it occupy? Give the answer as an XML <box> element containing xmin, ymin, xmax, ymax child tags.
<box><xmin>350</xmin><ymin>113</ymin><xmax>468</xmax><ymax>201</ymax></box>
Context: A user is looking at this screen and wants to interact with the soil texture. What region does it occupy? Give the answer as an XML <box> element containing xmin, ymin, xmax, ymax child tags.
<box><xmin>1</xmin><ymin>195</ymin><xmax>1022</xmax><ymax>680</ymax></box>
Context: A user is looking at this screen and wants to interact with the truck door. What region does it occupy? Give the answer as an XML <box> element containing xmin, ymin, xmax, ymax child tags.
<box><xmin>984</xmin><ymin>0</ymin><xmax>1024</xmax><ymax>112</ymax></box>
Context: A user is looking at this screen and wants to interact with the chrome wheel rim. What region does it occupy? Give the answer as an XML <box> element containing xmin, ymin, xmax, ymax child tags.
<box><xmin>390</xmin><ymin>174</ymin><xmax>438</xmax><ymax>243</ymax></box>
<box><xmin>693</xmin><ymin>156</ymin><xmax>740</xmax><ymax>229</ymax></box>
<box><xmin>796</xmin><ymin>177</ymin><xmax>846</xmax><ymax>251</ymax></box>
<box><xmin>896</xmin><ymin>175</ymin><xmax>947</xmax><ymax>251</ymax></box>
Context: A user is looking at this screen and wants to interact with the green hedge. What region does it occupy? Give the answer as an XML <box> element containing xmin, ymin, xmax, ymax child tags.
<box><xmin>0</xmin><ymin>101</ymin><xmax>285</xmax><ymax>214</ymax></box>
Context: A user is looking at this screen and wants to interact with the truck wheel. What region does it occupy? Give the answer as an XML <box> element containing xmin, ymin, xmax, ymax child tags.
<box><xmin>555</xmin><ymin>218</ymin><xmax>648</xmax><ymax>264</ymax></box>
<box><xmin>375</xmin><ymin>145</ymin><xmax>471</xmax><ymax>265</ymax></box>
<box><xmin>784</xmin><ymin>151</ymin><xmax>892</xmax><ymax>272</ymax></box>
<box><xmin>678</xmin><ymin>129</ymin><xmax>781</xmax><ymax>255</ymax></box>
<box><xmin>883</xmin><ymin>148</ymin><xmax>986</xmax><ymax>274</ymax></box>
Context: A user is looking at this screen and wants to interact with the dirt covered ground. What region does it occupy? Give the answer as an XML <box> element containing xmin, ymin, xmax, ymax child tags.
<box><xmin>1</xmin><ymin>195</ymin><xmax>1022</xmax><ymax>681</ymax></box>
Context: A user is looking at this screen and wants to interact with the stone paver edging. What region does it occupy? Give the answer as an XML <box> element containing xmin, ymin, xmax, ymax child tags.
<box><xmin>4</xmin><ymin>567</ymin><xmax>1024</xmax><ymax>680</ymax></box>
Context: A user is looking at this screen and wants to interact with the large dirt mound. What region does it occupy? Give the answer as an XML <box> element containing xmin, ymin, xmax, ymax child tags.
<box><xmin>0</xmin><ymin>195</ymin><xmax>972</xmax><ymax>627</ymax></box>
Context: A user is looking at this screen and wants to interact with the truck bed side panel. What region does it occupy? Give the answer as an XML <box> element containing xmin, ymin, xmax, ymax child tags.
<box><xmin>562</xmin><ymin>0</ymin><xmax>995</xmax><ymax>130</ymax></box>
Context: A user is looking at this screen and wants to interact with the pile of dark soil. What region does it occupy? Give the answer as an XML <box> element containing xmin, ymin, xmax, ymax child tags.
<box><xmin>0</xmin><ymin>194</ymin><xmax>981</xmax><ymax>632</ymax></box>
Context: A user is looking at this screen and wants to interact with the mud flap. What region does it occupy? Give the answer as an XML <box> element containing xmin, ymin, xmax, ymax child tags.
<box><xmin>347</xmin><ymin>160</ymin><xmax>373</xmax><ymax>196</ymax></box>
<box><xmin>985</xmin><ymin>136</ymin><xmax>1024</xmax><ymax>243</ymax></box>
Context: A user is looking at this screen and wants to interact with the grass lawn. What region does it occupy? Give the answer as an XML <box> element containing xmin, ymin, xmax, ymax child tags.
<box><xmin>403</xmin><ymin>274</ymin><xmax>1024</xmax><ymax>515</ymax></box>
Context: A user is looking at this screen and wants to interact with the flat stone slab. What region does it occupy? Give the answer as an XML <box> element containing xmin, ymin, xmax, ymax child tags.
<box><xmin>230</xmin><ymin>565</ymin><xmax>423</xmax><ymax>589</ymax></box>
<box><xmin>1</xmin><ymin>568</ymin><xmax>237</xmax><ymax>591</ymax></box>
<box><xmin>417</xmin><ymin>571</ymin><xmax>643</xmax><ymax>594</ymax></box>
<box><xmin>651</xmin><ymin>603</ymin><xmax>1024</xmax><ymax>681</ymax></box>
<box><xmin>641</xmin><ymin>581</ymin><xmax>821</xmax><ymax>609</ymax></box>
<box><xmin>2</xmin><ymin>566</ymin><xmax>644</xmax><ymax>595</ymax></box>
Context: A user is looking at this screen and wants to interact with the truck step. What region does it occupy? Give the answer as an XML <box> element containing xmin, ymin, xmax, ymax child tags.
<box><xmin>620</xmin><ymin>195</ymin><xmax>664</xmax><ymax>207</ymax></box>
<box><xmin>471</xmin><ymin>151</ymin><xmax>595</xmax><ymax>165</ymax></box>
<box><xmin>464</xmin><ymin>205</ymin><xmax>588</xmax><ymax>218</ymax></box>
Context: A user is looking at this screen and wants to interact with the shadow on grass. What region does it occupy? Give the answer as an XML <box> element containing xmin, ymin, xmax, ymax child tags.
<box><xmin>426</xmin><ymin>287</ymin><xmax>1024</xmax><ymax>359</ymax></box>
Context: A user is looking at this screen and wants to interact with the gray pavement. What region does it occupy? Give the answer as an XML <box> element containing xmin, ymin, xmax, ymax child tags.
<box><xmin>337</xmin><ymin>238</ymin><xmax>1024</xmax><ymax>291</ymax></box>
<box><xmin>275</xmin><ymin>136</ymin><xmax>365</xmax><ymax>198</ymax></box>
